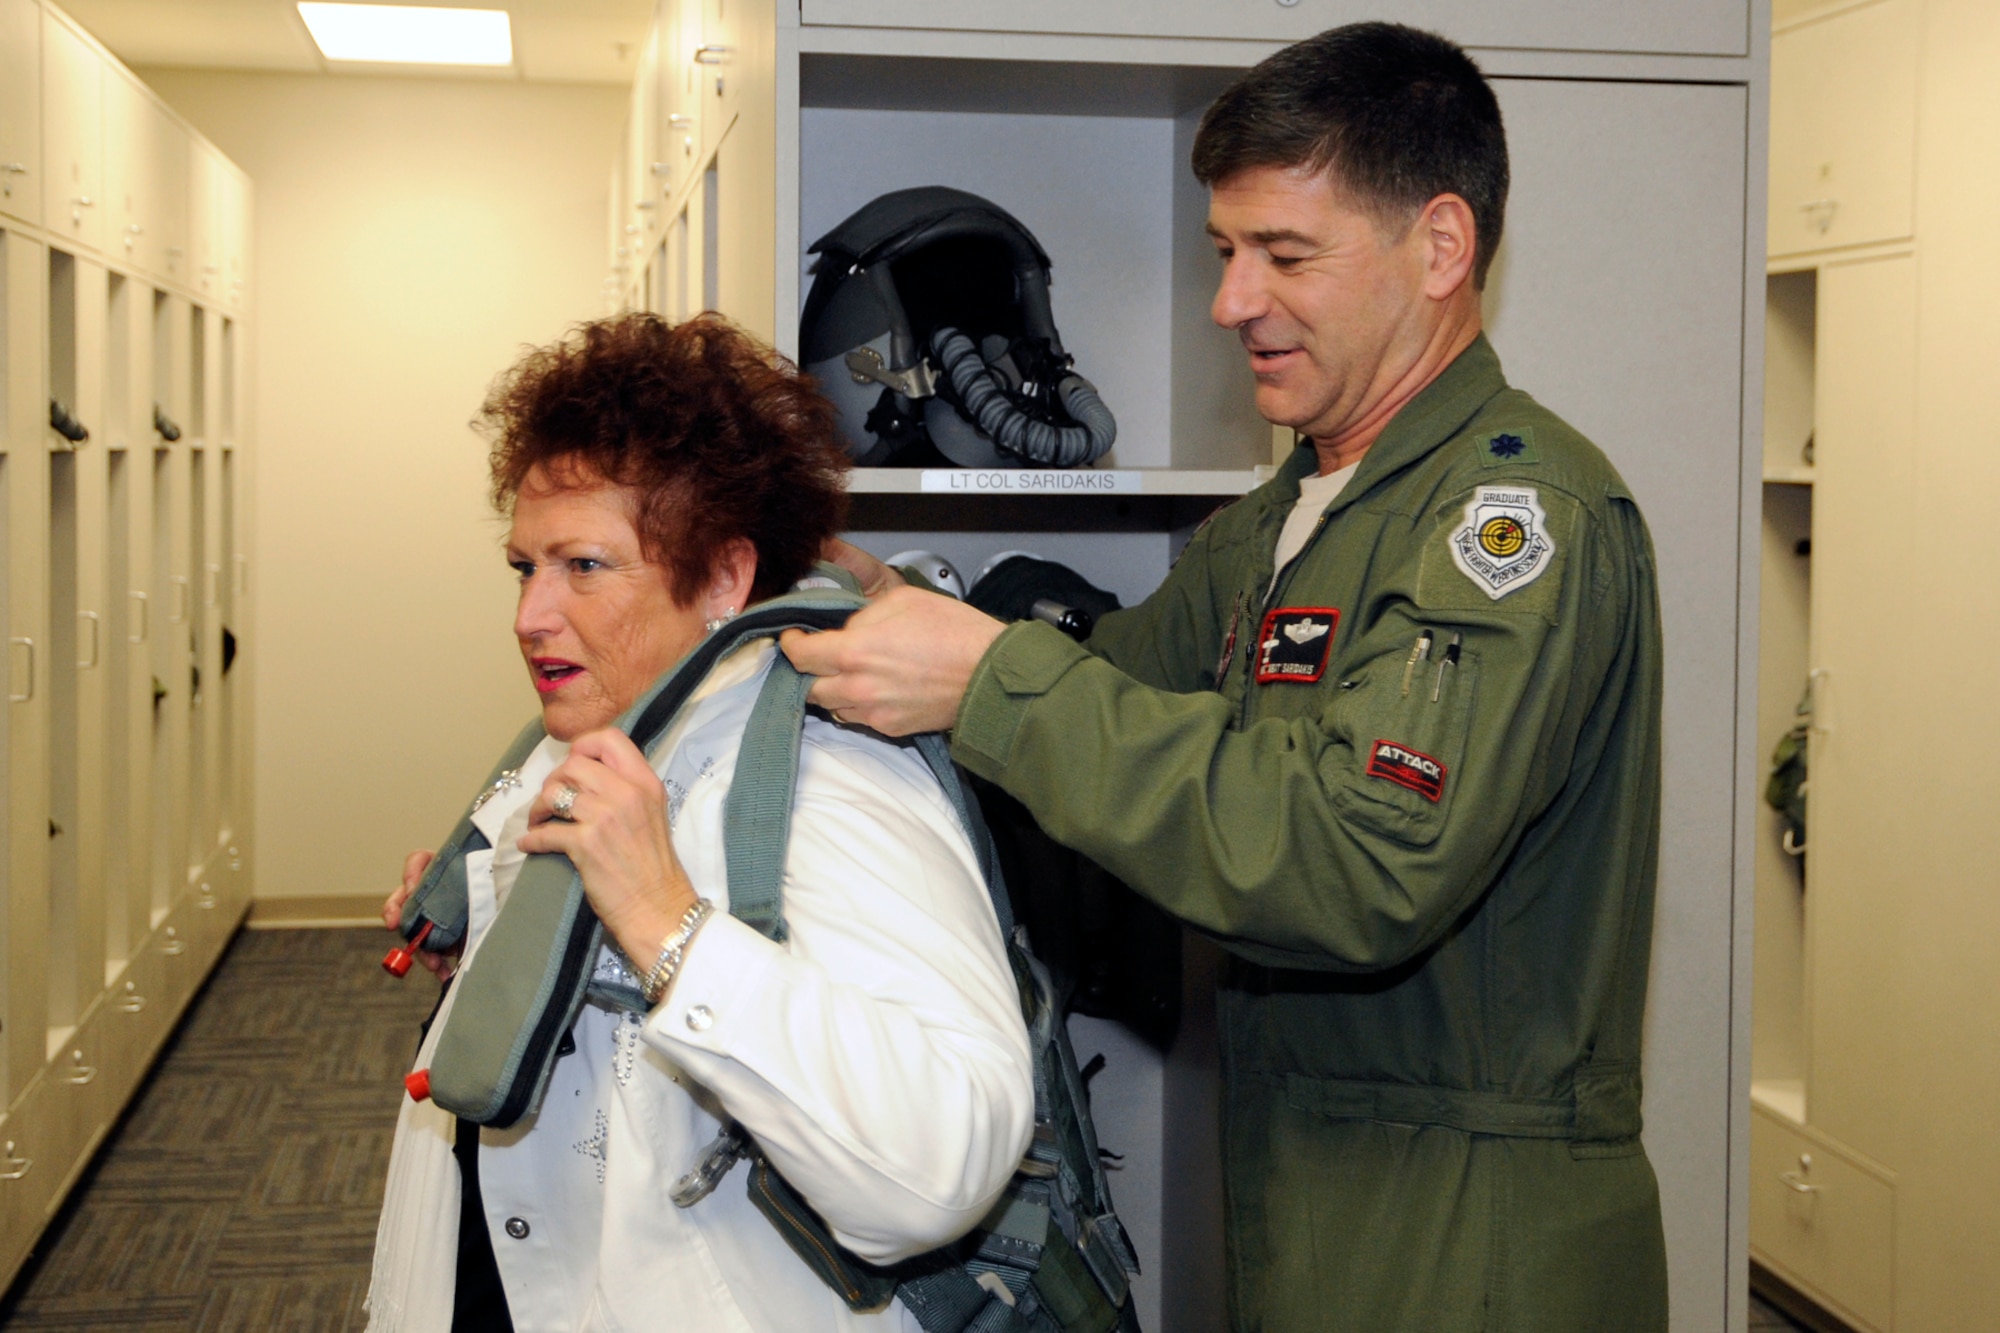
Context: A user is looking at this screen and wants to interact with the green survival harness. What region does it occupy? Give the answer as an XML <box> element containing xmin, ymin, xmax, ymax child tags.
<box><xmin>390</xmin><ymin>584</ymin><xmax>1141</xmax><ymax>1333</ymax></box>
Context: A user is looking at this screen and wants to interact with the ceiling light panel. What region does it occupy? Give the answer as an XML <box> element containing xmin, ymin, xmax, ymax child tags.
<box><xmin>297</xmin><ymin>3</ymin><xmax>514</xmax><ymax>66</ymax></box>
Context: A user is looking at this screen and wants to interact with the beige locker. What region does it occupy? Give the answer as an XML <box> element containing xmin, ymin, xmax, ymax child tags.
<box><xmin>39</xmin><ymin>10</ymin><xmax>102</xmax><ymax>253</ymax></box>
<box><xmin>188</xmin><ymin>142</ymin><xmax>223</xmax><ymax>304</ymax></box>
<box><xmin>219</xmin><ymin>165</ymin><xmax>248</xmax><ymax>312</ymax></box>
<box><xmin>0</xmin><ymin>0</ymin><xmax>39</xmax><ymax>226</ymax></box>
<box><xmin>104</xmin><ymin>71</ymin><xmax>190</xmax><ymax>289</ymax></box>
<box><xmin>1802</xmin><ymin>255</ymin><xmax>1918</xmax><ymax>1162</ymax></box>
<box><xmin>708</xmin><ymin>0</ymin><xmax>774</xmax><ymax>344</ymax></box>
<box><xmin>1768</xmin><ymin>0</ymin><xmax>1919</xmax><ymax>258</ymax></box>
<box><xmin>3</xmin><ymin>228</ymin><xmax>49</xmax><ymax>1111</ymax></box>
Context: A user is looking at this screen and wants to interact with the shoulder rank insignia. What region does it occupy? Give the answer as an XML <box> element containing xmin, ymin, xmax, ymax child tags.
<box><xmin>1478</xmin><ymin>426</ymin><xmax>1539</xmax><ymax>468</ymax></box>
<box><xmin>1450</xmin><ymin>485</ymin><xmax>1556</xmax><ymax>599</ymax></box>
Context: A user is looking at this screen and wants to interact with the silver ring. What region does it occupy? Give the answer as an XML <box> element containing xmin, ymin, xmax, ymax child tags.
<box><xmin>552</xmin><ymin>785</ymin><xmax>579</xmax><ymax>821</ymax></box>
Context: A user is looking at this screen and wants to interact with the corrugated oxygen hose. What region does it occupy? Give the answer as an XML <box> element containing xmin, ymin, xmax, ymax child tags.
<box><xmin>929</xmin><ymin>327</ymin><xmax>1116</xmax><ymax>467</ymax></box>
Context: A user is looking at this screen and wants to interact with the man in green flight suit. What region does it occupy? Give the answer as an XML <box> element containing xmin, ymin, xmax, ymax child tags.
<box><xmin>784</xmin><ymin>21</ymin><xmax>1667</xmax><ymax>1332</ymax></box>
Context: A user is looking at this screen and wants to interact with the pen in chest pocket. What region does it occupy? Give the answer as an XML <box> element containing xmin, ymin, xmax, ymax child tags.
<box><xmin>1399</xmin><ymin>630</ymin><xmax>1434</xmax><ymax>698</ymax></box>
<box><xmin>1431</xmin><ymin>632</ymin><xmax>1462</xmax><ymax>704</ymax></box>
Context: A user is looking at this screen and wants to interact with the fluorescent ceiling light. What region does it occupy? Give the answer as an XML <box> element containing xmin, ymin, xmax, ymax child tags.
<box><xmin>297</xmin><ymin>3</ymin><xmax>513</xmax><ymax>66</ymax></box>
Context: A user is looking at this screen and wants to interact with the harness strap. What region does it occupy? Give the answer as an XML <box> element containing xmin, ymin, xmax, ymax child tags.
<box><xmin>724</xmin><ymin>655</ymin><xmax>816</xmax><ymax>943</ymax></box>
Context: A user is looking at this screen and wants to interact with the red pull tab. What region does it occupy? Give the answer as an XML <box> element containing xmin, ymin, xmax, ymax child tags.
<box><xmin>382</xmin><ymin>920</ymin><xmax>435</xmax><ymax>977</ymax></box>
<box><xmin>405</xmin><ymin>1068</ymin><xmax>432</xmax><ymax>1102</ymax></box>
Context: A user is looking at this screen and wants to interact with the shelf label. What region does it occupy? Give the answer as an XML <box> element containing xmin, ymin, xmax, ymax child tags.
<box><xmin>918</xmin><ymin>469</ymin><xmax>1142</xmax><ymax>495</ymax></box>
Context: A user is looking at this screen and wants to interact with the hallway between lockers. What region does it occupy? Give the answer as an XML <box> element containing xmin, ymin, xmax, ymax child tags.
<box><xmin>0</xmin><ymin>928</ymin><xmax>433</xmax><ymax>1329</ymax></box>
<box><xmin>0</xmin><ymin>924</ymin><xmax>1830</xmax><ymax>1332</ymax></box>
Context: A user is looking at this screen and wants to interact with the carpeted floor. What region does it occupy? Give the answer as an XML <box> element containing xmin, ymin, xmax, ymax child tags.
<box><xmin>0</xmin><ymin>927</ymin><xmax>435</xmax><ymax>1331</ymax></box>
<box><xmin>0</xmin><ymin>925</ymin><xmax>1838</xmax><ymax>1333</ymax></box>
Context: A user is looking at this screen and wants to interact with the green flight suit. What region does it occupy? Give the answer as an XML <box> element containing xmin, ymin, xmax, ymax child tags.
<box><xmin>950</xmin><ymin>337</ymin><xmax>1668</xmax><ymax>1332</ymax></box>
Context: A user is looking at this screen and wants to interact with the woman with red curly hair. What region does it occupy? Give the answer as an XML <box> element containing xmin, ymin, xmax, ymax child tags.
<box><xmin>369</xmin><ymin>314</ymin><xmax>1033</xmax><ymax>1332</ymax></box>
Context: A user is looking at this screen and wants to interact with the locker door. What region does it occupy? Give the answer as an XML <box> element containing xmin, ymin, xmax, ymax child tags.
<box><xmin>0</xmin><ymin>0</ymin><xmax>39</xmax><ymax>227</ymax></box>
<box><xmin>40</xmin><ymin>14</ymin><xmax>103</xmax><ymax>254</ymax></box>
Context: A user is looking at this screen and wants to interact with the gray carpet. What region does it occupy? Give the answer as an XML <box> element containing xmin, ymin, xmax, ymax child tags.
<box><xmin>0</xmin><ymin>926</ymin><xmax>1839</xmax><ymax>1332</ymax></box>
<box><xmin>0</xmin><ymin>928</ymin><xmax>435</xmax><ymax>1331</ymax></box>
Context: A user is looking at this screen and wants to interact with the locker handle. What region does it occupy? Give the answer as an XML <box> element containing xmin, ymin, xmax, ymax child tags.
<box><xmin>77</xmin><ymin>611</ymin><xmax>100</xmax><ymax>669</ymax></box>
<box><xmin>0</xmin><ymin>1142</ymin><xmax>32</xmax><ymax>1182</ymax></box>
<box><xmin>129</xmin><ymin>591</ymin><xmax>149</xmax><ymax>644</ymax></box>
<box><xmin>693</xmin><ymin>44</ymin><xmax>729</xmax><ymax>63</ymax></box>
<box><xmin>1806</xmin><ymin>668</ymin><xmax>1830</xmax><ymax>736</ymax></box>
<box><xmin>667</xmin><ymin>115</ymin><xmax>693</xmax><ymax>128</ymax></box>
<box><xmin>1779</xmin><ymin>1171</ymin><xmax>1819</xmax><ymax>1195</ymax></box>
<box><xmin>233</xmin><ymin>554</ymin><xmax>248</xmax><ymax>597</ymax></box>
<box><xmin>117</xmin><ymin>982</ymin><xmax>146</xmax><ymax>1014</ymax></box>
<box><xmin>62</xmin><ymin>1055</ymin><xmax>97</xmax><ymax>1086</ymax></box>
<box><xmin>170</xmin><ymin>576</ymin><xmax>189</xmax><ymax>625</ymax></box>
<box><xmin>49</xmin><ymin>398</ymin><xmax>90</xmax><ymax>445</ymax></box>
<box><xmin>207</xmin><ymin>563</ymin><xmax>221</xmax><ymax>608</ymax></box>
<box><xmin>7</xmin><ymin>637</ymin><xmax>31</xmax><ymax>703</ymax></box>
<box><xmin>162</xmin><ymin>928</ymin><xmax>186</xmax><ymax>957</ymax></box>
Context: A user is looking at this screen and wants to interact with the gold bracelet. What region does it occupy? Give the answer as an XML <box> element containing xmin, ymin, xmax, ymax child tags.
<box><xmin>641</xmin><ymin>898</ymin><xmax>715</xmax><ymax>1006</ymax></box>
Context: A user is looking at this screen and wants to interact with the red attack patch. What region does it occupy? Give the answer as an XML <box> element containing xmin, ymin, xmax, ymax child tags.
<box><xmin>1366</xmin><ymin>740</ymin><xmax>1447</xmax><ymax>803</ymax></box>
<box><xmin>1254</xmin><ymin>607</ymin><xmax>1340</xmax><ymax>684</ymax></box>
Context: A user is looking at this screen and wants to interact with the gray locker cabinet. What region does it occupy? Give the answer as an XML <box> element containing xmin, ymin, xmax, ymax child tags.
<box><xmin>0</xmin><ymin>0</ymin><xmax>254</xmax><ymax>1287</ymax></box>
<box><xmin>797</xmin><ymin>0</ymin><xmax>1752</xmax><ymax>58</ymax></box>
<box><xmin>609</xmin><ymin>4</ymin><xmax>1765</xmax><ymax>1328</ymax></box>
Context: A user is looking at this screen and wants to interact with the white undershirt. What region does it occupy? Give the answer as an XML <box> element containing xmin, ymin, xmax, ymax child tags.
<box><xmin>1269</xmin><ymin>460</ymin><xmax>1361</xmax><ymax>597</ymax></box>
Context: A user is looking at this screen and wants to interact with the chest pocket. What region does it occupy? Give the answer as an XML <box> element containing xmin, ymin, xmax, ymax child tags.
<box><xmin>1329</xmin><ymin>637</ymin><xmax>1480</xmax><ymax>848</ymax></box>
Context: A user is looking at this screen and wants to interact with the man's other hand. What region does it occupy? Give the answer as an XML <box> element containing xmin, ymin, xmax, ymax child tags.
<box><xmin>779</xmin><ymin>585</ymin><xmax>1006</xmax><ymax>736</ymax></box>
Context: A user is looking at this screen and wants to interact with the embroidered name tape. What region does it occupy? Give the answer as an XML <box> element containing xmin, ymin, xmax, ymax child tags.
<box><xmin>1255</xmin><ymin>607</ymin><xmax>1339</xmax><ymax>684</ymax></box>
<box><xmin>1367</xmin><ymin>740</ymin><xmax>1447</xmax><ymax>802</ymax></box>
<box><xmin>1450</xmin><ymin>485</ymin><xmax>1555</xmax><ymax>599</ymax></box>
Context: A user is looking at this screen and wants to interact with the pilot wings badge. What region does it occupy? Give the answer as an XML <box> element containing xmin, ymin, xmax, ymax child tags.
<box><xmin>1450</xmin><ymin>486</ymin><xmax>1555</xmax><ymax>599</ymax></box>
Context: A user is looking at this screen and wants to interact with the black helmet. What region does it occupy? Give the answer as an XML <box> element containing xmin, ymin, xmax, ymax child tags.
<box><xmin>799</xmin><ymin>186</ymin><xmax>1116</xmax><ymax>469</ymax></box>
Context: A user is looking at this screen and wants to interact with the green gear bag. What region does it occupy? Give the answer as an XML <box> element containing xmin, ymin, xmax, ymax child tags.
<box><xmin>391</xmin><ymin>578</ymin><xmax>1142</xmax><ymax>1332</ymax></box>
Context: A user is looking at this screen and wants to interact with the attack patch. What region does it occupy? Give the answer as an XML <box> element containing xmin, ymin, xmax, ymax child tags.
<box><xmin>1450</xmin><ymin>485</ymin><xmax>1556</xmax><ymax>600</ymax></box>
<box><xmin>1367</xmin><ymin>740</ymin><xmax>1447</xmax><ymax>802</ymax></box>
<box><xmin>1255</xmin><ymin>607</ymin><xmax>1340</xmax><ymax>684</ymax></box>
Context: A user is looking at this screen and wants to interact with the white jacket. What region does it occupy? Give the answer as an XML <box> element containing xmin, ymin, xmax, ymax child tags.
<box><xmin>369</xmin><ymin>643</ymin><xmax>1036</xmax><ymax>1331</ymax></box>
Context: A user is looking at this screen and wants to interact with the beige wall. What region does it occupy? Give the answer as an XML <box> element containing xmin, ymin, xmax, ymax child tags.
<box><xmin>137</xmin><ymin>69</ymin><xmax>624</xmax><ymax>904</ymax></box>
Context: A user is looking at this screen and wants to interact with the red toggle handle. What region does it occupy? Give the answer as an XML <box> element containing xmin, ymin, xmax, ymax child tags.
<box><xmin>405</xmin><ymin>1068</ymin><xmax>431</xmax><ymax>1102</ymax></box>
<box><xmin>382</xmin><ymin>920</ymin><xmax>435</xmax><ymax>977</ymax></box>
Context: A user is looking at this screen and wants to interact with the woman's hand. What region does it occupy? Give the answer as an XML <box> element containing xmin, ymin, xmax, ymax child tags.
<box><xmin>382</xmin><ymin>849</ymin><xmax>457</xmax><ymax>978</ymax></box>
<box><xmin>517</xmin><ymin>728</ymin><xmax>700</xmax><ymax>969</ymax></box>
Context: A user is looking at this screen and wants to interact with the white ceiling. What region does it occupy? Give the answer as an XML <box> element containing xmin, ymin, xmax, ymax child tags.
<box><xmin>60</xmin><ymin>0</ymin><xmax>655</xmax><ymax>84</ymax></box>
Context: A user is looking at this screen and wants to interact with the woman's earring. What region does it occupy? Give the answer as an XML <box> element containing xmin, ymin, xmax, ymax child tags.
<box><xmin>704</xmin><ymin>605</ymin><xmax>737</xmax><ymax>634</ymax></box>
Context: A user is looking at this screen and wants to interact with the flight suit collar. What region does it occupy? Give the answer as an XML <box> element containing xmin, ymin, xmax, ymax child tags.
<box><xmin>1270</xmin><ymin>333</ymin><xmax>1509</xmax><ymax>519</ymax></box>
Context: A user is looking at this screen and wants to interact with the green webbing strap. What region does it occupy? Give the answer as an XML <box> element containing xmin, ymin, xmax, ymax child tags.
<box><xmin>398</xmin><ymin>715</ymin><xmax>548</xmax><ymax>953</ymax></box>
<box><xmin>723</xmin><ymin>656</ymin><xmax>816</xmax><ymax>943</ymax></box>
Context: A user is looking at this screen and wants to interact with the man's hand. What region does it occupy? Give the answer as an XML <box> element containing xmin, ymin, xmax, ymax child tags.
<box><xmin>820</xmin><ymin>538</ymin><xmax>905</xmax><ymax>598</ymax></box>
<box><xmin>779</xmin><ymin>584</ymin><xmax>1006</xmax><ymax>737</ymax></box>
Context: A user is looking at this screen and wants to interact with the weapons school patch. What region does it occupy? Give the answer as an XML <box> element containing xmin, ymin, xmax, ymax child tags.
<box><xmin>1450</xmin><ymin>485</ymin><xmax>1555</xmax><ymax>599</ymax></box>
<box><xmin>1367</xmin><ymin>740</ymin><xmax>1447</xmax><ymax>802</ymax></box>
<box><xmin>1255</xmin><ymin>607</ymin><xmax>1339</xmax><ymax>684</ymax></box>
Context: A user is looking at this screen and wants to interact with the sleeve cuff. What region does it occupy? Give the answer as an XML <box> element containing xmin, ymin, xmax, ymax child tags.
<box><xmin>952</xmin><ymin>620</ymin><xmax>1092</xmax><ymax>773</ymax></box>
<box><xmin>642</xmin><ymin>911</ymin><xmax>778</xmax><ymax>1056</ymax></box>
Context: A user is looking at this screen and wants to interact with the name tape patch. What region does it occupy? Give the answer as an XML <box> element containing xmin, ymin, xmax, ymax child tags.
<box><xmin>1367</xmin><ymin>740</ymin><xmax>1447</xmax><ymax>802</ymax></box>
<box><xmin>1255</xmin><ymin>607</ymin><xmax>1340</xmax><ymax>684</ymax></box>
<box><xmin>1450</xmin><ymin>485</ymin><xmax>1555</xmax><ymax>599</ymax></box>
